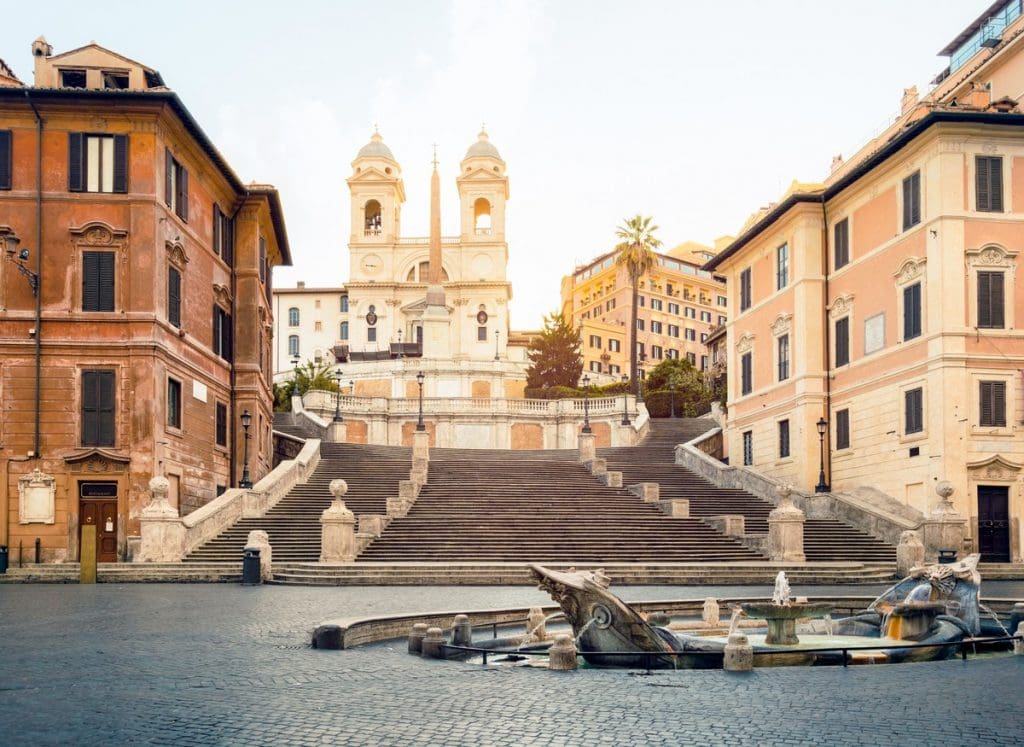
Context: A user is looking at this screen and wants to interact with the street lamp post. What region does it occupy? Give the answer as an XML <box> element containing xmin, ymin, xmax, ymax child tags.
<box><xmin>637</xmin><ymin>353</ymin><xmax>647</xmax><ymax>404</ymax></box>
<box><xmin>239</xmin><ymin>409</ymin><xmax>253</xmax><ymax>489</ymax></box>
<box><xmin>815</xmin><ymin>417</ymin><xmax>830</xmax><ymax>493</ymax></box>
<box><xmin>332</xmin><ymin>367</ymin><xmax>343</xmax><ymax>422</ymax></box>
<box><xmin>290</xmin><ymin>355</ymin><xmax>301</xmax><ymax>397</ymax></box>
<box><xmin>581</xmin><ymin>374</ymin><xmax>592</xmax><ymax>434</ymax></box>
<box><xmin>415</xmin><ymin>371</ymin><xmax>425</xmax><ymax>432</ymax></box>
<box><xmin>397</xmin><ymin>329</ymin><xmax>404</xmax><ymax>359</ymax></box>
<box><xmin>670</xmin><ymin>380</ymin><xmax>677</xmax><ymax>419</ymax></box>
<box><xmin>494</xmin><ymin>329</ymin><xmax>500</xmax><ymax>361</ymax></box>
<box><xmin>620</xmin><ymin>374</ymin><xmax>631</xmax><ymax>426</ymax></box>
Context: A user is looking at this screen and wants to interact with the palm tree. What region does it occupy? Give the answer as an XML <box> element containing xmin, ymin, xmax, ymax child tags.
<box><xmin>614</xmin><ymin>215</ymin><xmax>662</xmax><ymax>396</ymax></box>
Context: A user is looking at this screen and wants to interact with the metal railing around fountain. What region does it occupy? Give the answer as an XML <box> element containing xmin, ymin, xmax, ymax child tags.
<box><xmin>440</xmin><ymin>634</ymin><xmax>1023</xmax><ymax>669</ymax></box>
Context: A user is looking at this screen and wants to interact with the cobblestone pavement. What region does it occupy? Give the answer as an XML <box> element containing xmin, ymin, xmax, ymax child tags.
<box><xmin>2</xmin><ymin>583</ymin><xmax>1023</xmax><ymax>746</ymax></box>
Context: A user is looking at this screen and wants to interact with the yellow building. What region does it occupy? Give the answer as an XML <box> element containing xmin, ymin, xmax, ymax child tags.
<box><xmin>705</xmin><ymin>0</ymin><xmax>1024</xmax><ymax>562</ymax></box>
<box><xmin>562</xmin><ymin>240</ymin><xmax>731</xmax><ymax>383</ymax></box>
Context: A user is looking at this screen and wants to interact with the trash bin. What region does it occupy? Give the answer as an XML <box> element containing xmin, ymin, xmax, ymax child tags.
<box><xmin>0</xmin><ymin>545</ymin><xmax>7</xmax><ymax>574</ymax></box>
<box><xmin>242</xmin><ymin>547</ymin><xmax>261</xmax><ymax>585</ymax></box>
<box><xmin>937</xmin><ymin>549</ymin><xmax>957</xmax><ymax>564</ymax></box>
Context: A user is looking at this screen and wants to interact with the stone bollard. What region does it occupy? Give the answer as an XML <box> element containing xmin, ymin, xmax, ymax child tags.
<box><xmin>627</xmin><ymin>482</ymin><xmax>660</xmax><ymax>502</ymax></box>
<box><xmin>408</xmin><ymin>623</ymin><xmax>429</xmax><ymax>654</ymax></box>
<box><xmin>723</xmin><ymin>633</ymin><xmax>753</xmax><ymax>672</ymax></box>
<box><xmin>245</xmin><ymin>529</ymin><xmax>273</xmax><ymax>581</ymax></box>
<box><xmin>768</xmin><ymin>485</ymin><xmax>805</xmax><ymax>562</ymax></box>
<box><xmin>896</xmin><ymin>530</ymin><xmax>925</xmax><ymax>577</ymax></box>
<box><xmin>578</xmin><ymin>432</ymin><xmax>596</xmax><ymax>464</ymax></box>
<box><xmin>452</xmin><ymin>614</ymin><xmax>473</xmax><ymax>648</ymax></box>
<box><xmin>703</xmin><ymin>597</ymin><xmax>720</xmax><ymax>627</ymax></box>
<box><xmin>1014</xmin><ymin>623</ymin><xmax>1024</xmax><ymax>656</ymax></box>
<box><xmin>587</xmin><ymin>458</ymin><xmax>607</xmax><ymax>476</ymax></box>
<box><xmin>320</xmin><ymin>479</ymin><xmax>356</xmax><ymax>562</ymax></box>
<box><xmin>327</xmin><ymin>419</ymin><xmax>346</xmax><ymax>443</ymax></box>
<box><xmin>548</xmin><ymin>633</ymin><xmax>578</xmax><ymax>671</ymax></box>
<box><xmin>421</xmin><ymin>627</ymin><xmax>445</xmax><ymax>659</ymax></box>
<box><xmin>138</xmin><ymin>475</ymin><xmax>186</xmax><ymax>562</ymax></box>
<box><xmin>527</xmin><ymin>607</ymin><xmax>547</xmax><ymax>642</ymax></box>
<box><xmin>600</xmin><ymin>471</ymin><xmax>623</xmax><ymax>488</ymax></box>
<box><xmin>412</xmin><ymin>430</ymin><xmax>430</xmax><ymax>461</ymax></box>
<box><xmin>1009</xmin><ymin>603</ymin><xmax>1024</xmax><ymax>640</ymax></box>
<box><xmin>648</xmin><ymin>612</ymin><xmax>670</xmax><ymax>627</ymax></box>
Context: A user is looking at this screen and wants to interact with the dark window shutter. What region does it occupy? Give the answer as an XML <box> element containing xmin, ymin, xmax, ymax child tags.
<box><xmin>213</xmin><ymin>205</ymin><xmax>222</xmax><ymax>257</ymax></box>
<box><xmin>903</xmin><ymin>172</ymin><xmax>920</xmax><ymax>229</ymax></box>
<box><xmin>82</xmin><ymin>251</ymin><xmax>99</xmax><ymax>311</ymax></box>
<box><xmin>905</xmin><ymin>388</ymin><xmax>923</xmax><ymax>434</ymax></box>
<box><xmin>976</xmin><ymin>156</ymin><xmax>990</xmax><ymax>210</ymax></box>
<box><xmin>903</xmin><ymin>283</ymin><xmax>921</xmax><ymax>339</ymax></box>
<box><xmin>836</xmin><ymin>409</ymin><xmax>850</xmax><ymax>450</ymax></box>
<box><xmin>164</xmin><ymin>148</ymin><xmax>173</xmax><ymax>207</ymax></box>
<box><xmin>97</xmin><ymin>252</ymin><xmax>115</xmax><ymax>311</ymax></box>
<box><xmin>980</xmin><ymin>381</ymin><xmax>1007</xmax><ymax>427</ymax></box>
<box><xmin>224</xmin><ymin>312</ymin><xmax>233</xmax><ymax>363</ymax></box>
<box><xmin>98</xmin><ymin>372</ymin><xmax>115</xmax><ymax>445</ymax></box>
<box><xmin>177</xmin><ymin>167</ymin><xmax>189</xmax><ymax>222</ymax></box>
<box><xmin>989</xmin><ymin>157</ymin><xmax>1003</xmax><ymax>212</ymax></box>
<box><xmin>212</xmin><ymin>305</ymin><xmax>221</xmax><ymax>356</ymax></box>
<box><xmin>216</xmin><ymin>402</ymin><xmax>227</xmax><ymax>446</ymax></box>
<box><xmin>168</xmin><ymin>267</ymin><xmax>181</xmax><ymax>327</ymax></box>
<box><xmin>112</xmin><ymin>135</ymin><xmax>128</xmax><ymax>193</ymax></box>
<box><xmin>978</xmin><ymin>271</ymin><xmax>1005</xmax><ymax>328</ymax></box>
<box><xmin>82</xmin><ymin>370</ymin><xmax>115</xmax><ymax>446</ymax></box>
<box><xmin>0</xmin><ymin>130</ymin><xmax>11</xmax><ymax>190</ymax></box>
<box><xmin>69</xmin><ymin>133</ymin><xmax>85</xmax><ymax>192</ymax></box>
<box><xmin>835</xmin><ymin>318</ymin><xmax>849</xmax><ymax>367</ymax></box>
<box><xmin>834</xmin><ymin>219</ymin><xmax>849</xmax><ymax>269</ymax></box>
<box><xmin>224</xmin><ymin>216</ymin><xmax>234</xmax><ymax>267</ymax></box>
<box><xmin>259</xmin><ymin>236</ymin><xmax>266</xmax><ymax>283</ymax></box>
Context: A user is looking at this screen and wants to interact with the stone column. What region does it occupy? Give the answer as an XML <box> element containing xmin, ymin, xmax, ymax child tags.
<box><xmin>138</xmin><ymin>475</ymin><xmax>186</xmax><ymax>562</ymax></box>
<box><xmin>896</xmin><ymin>530</ymin><xmax>925</xmax><ymax>577</ymax></box>
<box><xmin>245</xmin><ymin>529</ymin><xmax>273</xmax><ymax>581</ymax></box>
<box><xmin>413</xmin><ymin>431</ymin><xmax>430</xmax><ymax>461</ymax></box>
<box><xmin>767</xmin><ymin>485</ymin><xmax>805</xmax><ymax>562</ymax></box>
<box><xmin>578</xmin><ymin>432</ymin><xmax>596</xmax><ymax>464</ymax></box>
<box><xmin>421</xmin><ymin>627</ymin><xmax>445</xmax><ymax>658</ymax></box>
<box><xmin>548</xmin><ymin>634</ymin><xmax>578</xmax><ymax>671</ymax></box>
<box><xmin>408</xmin><ymin>623</ymin><xmax>429</xmax><ymax>654</ymax></box>
<box><xmin>451</xmin><ymin>614</ymin><xmax>473</xmax><ymax>647</ymax></box>
<box><xmin>723</xmin><ymin>633</ymin><xmax>753</xmax><ymax>672</ymax></box>
<box><xmin>920</xmin><ymin>481</ymin><xmax>968</xmax><ymax>563</ymax></box>
<box><xmin>320</xmin><ymin>479</ymin><xmax>356</xmax><ymax>563</ymax></box>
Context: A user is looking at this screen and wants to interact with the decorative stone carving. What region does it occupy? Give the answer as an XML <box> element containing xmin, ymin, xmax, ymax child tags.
<box><xmin>320</xmin><ymin>479</ymin><xmax>356</xmax><ymax>563</ymax></box>
<box><xmin>526</xmin><ymin>607</ymin><xmax>547</xmax><ymax>642</ymax></box>
<box><xmin>828</xmin><ymin>294</ymin><xmax>855</xmax><ymax>319</ymax></box>
<box><xmin>896</xmin><ymin>530</ymin><xmax>925</xmax><ymax>577</ymax></box>
<box><xmin>70</xmin><ymin>221</ymin><xmax>128</xmax><ymax>248</ymax></box>
<box><xmin>213</xmin><ymin>283</ymin><xmax>233</xmax><ymax>307</ymax></box>
<box><xmin>894</xmin><ymin>257</ymin><xmax>926</xmax><ymax>285</ymax></box>
<box><xmin>966</xmin><ymin>455</ymin><xmax>1022</xmax><ymax>480</ymax></box>
<box><xmin>703</xmin><ymin>598</ymin><xmax>720</xmax><ymax>627</ymax></box>
<box><xmin>767</xmin><ymin>485</ymin><xmax>805</xmax><ymax>562</ymax></box>
<box><xmin>735</xmin><ymin>332</ymin><xmax>755</xmax><ymax>354</ymax></box>
<box><xmin>920</xmin><ymin>480</ymin><xmax>968</xmax><ymax>563</ymax></box>
<box><xmin>966</xmin><ymin>244</ymin><xmax>1017</xmax><ymax>268</ymax></box>
<box><xmin>18</xmin><ymin>468</ymin><xmax>56</xmax><ymax>524</ymax></box>
<box><xmin>138</xmin><ymin>475</ymin><xmax>186</xmax><ymax>562</ymax></box>
<box><xmin>931</xmin><ymin>480</ymin><xmax>958</xmax><ymax>517</ymax></box>
<box><xmin>769</xmin><ymin>313</ymin><xmax>792</xmax><ymax>337</ymax></box>
<box><xmin>141</xmin><ymin>475</ymin><xmax>176</xmax><ymax>518</ymax></box>
<box><xmin>165</xmin><ymin>240</ymin><xmax>189</xmax><ymax>269</ymax></box>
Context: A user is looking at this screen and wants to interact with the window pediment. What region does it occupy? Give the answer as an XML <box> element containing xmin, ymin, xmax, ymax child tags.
<box><xmin>735</xmin><ymin>331</ymin><xmax>755</xmax><ymax>354</ymax></box>
<box><xmin>166</xmin><ymin>240</ymin><xmax>189</xmax><ymax>269</ymax></box>
<box><xmin>213</xmin><ymin>283</ymin><xmax>232</xmax><ymax>308</ymax></box>
<box><xmin>966</xmin><ymin>244</ymin><xmax>1017</xmax><ymax>269</ymax></box>
<box><xmin>894</xmin><ymin>256</ymin><xmax>926</xmax><ymax>285</ymax></box>
<box><xmin>770</xmin><ymin>313</ymin><xmax>792</xmax><ymax>337</ymax></box>
<box><xmin>70</xmin><ymin>221</ymin><xmax>127</xmax><ymax>248</ymax></box>
<box><xmin>828</xmin><ymin>293</ymin><xmax>854</xmax><ymax>319</ymax></box>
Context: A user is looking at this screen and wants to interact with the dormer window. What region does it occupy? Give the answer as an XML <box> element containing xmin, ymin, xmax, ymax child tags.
<box><xmin>60</xmin><ymin>69</ymin><xmax>87</xmax><ymax>88</ymax></box>
<box><xmin>102</xmin><ymin>71</ymin><xmax>129</xmax><ymax>89</ymax></box>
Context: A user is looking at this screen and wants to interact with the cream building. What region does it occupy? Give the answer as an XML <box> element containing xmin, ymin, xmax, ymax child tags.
<box><xmin>706</xmin><ymin>1</ymin><xmax>1024</xmax><ymax>563</ymax></box>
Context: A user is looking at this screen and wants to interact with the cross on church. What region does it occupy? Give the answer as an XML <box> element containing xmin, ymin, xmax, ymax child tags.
<box><xmin>432</xmin><ymin>143</ymin><xmax>438</xmax><ymax>168</ymax></box>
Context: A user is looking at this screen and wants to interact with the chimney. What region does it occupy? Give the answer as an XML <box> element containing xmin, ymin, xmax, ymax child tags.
<box><xmin>297</xmin><ymin>281</ymin><xmax>305</xmax><ymax>289</ymax></box>
<box><xmin>830</xmin><ymin>154</ymin><xmax>844</xmax><ymax>174</ymax></box>
<box><xmin>901</xmin><ymin>86</ymin><xmax>919</xmax><ymax>115</ymax></box>
<box><xmin>31</xmin><ymin>35</ymin><xmax>52</xmax><ymax>85</ymax></box>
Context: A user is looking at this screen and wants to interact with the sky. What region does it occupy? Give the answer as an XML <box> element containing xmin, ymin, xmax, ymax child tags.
<box><xmin>3</xmin><ymin>0</ymin><xmax>983</xmax><ymax>328</ymax></box>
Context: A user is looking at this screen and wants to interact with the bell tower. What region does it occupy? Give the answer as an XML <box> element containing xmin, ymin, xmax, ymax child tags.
<box><xmin>347</xmin><ymin>130</ymin><xmax>405</xmax><ymax>255</ymax></box>
<box><xmin>457</xmin><ymin>129</ymin><xmax>509</xmax><ymax>244</ymax></box>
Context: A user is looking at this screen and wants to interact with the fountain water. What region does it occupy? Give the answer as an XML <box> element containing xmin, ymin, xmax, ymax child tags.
<box><xmin>727</xmin><ymin>607</ymin><xmax>743</xmax><ymax>637</ymax></box>
<box><xmin>979</xmin><ymin>602</ymin><xmax>1010</xmax><ymax>638</ymax></box>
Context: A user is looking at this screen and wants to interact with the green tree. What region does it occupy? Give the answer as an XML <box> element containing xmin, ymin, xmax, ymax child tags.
<box><xmin>614</xmin><ymin>215</ymin><xmax>662</xmax><ymax>396</ymax></box>
<box><xmin>525</xmin><ymin>312</ymin><xmax>583</xmax><ymax>390</ymax></box>
<box><xmin>277</xmin><ymin>361</ymin><xmax>341</xmax><ymax>413</ymax></box>
<box><xmin>645</xmin><ymin>357</ymin><xmax>712</xmax><ymax>417</ymax></box>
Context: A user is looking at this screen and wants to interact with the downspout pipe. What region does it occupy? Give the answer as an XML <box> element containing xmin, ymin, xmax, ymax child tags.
<box><xmin>25</xmin><ymin>91</ymin><xmax>43</xmax><ymax>459</ymax></box>
<box><xmin>227</xmin><ymin>192</ymin><xmax>248</xmax><ymax>489</ymax></box>
<box><xmin>820</xmin><ymin>196</ymin><xmax>832</xmax><ymax>488</ymax></box>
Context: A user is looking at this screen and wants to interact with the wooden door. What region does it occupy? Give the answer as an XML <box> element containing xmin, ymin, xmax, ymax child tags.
<box><xmin>977</xmin><ymin>486</ymin><xmax>1010</xmax><ymax>563</ymax></box>
<box><xmin>80</xmin><ymin>482</ymin><xmax>119</xmax><ymax>563</ymax></box>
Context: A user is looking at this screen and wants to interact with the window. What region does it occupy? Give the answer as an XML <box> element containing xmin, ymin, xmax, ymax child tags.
<box><xmin>367</xmin><ymin>327</ymin><xmax>377</xmax><ymax>343</ymax></box>
<box><xmin>288</xmin><ymin>307</ymin><xmax>300</xmax><ymax>326</ymax></box>
<box><xmin>700</xmin><ymin>355</ymin><xmax>708</xmax><ymax>371</ymax></box>
<box><xmin>684</xmin><ymin>307</ymin><xmax>696</xmax><ymax>319</ymax></box>
<box><xmin>740</xmin><ymin>352</ymin><xmax>752</xmax><ymax>395</ymax></box>
<box><xmin>685</xmin><ymin>352</ymin><xmax>696</xmax><ymax>365</ymax></box>
<box><xmin>666</xmin><ymin>283</ymin><xmax>674</xmax><ymax>296</ymax></box>
<box><xmin>777</xmin><ymin>334</ymin><xmax>789</xmax><ymax>381</ymax></box>
<box><xmin>834</xmin><ymin>317</ymin><xmax>850</xmax><ymax>367</ymax></box>
<box><xmin>684</xmin><ymin>328</ymin><xmax>696</xmax><ymax>341</ymax></box>
<box><xmin>637</xmin><ymin>342</ymin><xmax>645</xmax><ymax>359</ymax></box>
<box><xmin>167</xmin><ymin>266</ymin><xmax>181</xmax><ymax>328</ymax></box>
<box><xmin>650</xmin><ymin>298</ymin><xmax>663</xmax><ymax>311</ymax></box>
<box><xmin>81</xmin><ymin>370</ymin><xmax>115</xmax><ymax>447</ymax></box>
<box><xmin>976</xmin><ymin>156</ymin><xmax>1003</xmax><ymax>212</ymax></box>
<box><xmin>903</xmin><ymin>282</ymin><xmax>921</xmax><ymax>340</ymax></box>
<box><xmin>651</xmin><ymin>345</ymin><xmax>663</xmax><ymax>360</ymax></box>
<box><xmin>739</xmin><ymin>268</ymin><xmax>752</xmax><ymax>311</ymax></box>
<box><xmin>314</xmin><ymin>321</ymin><xmax>322</xmax><ymax>333</ymax></box>
<box><xmin>609</xmin><ymin>364</ymin><xmax>620</xmax><ymax>375</ymax></box>
<box><xmin>60</xmin><ymin>69</ymin><xmax>86</xmax><ymax>87</ymax></box>
<box><xmin>608</xmin><ymin>339</ymin><xmax>620</xmax><ymax>353</ymax></box>
<box><xmin>700</xmin><ymin>311</ymin><xmax>712</xmax><ymax>323</ymax></box>
<box><xmin>905</xmin><ymin>387</ymin><xmax>923</xmax><ymax>434</ymax></box>
<box><xmin>102</xmin><ymin>70</ymin><xmax>129</xmax><ymax>89</ymax></box>
<box><xmin>834</xmin><ymin>218</ymin><xmax>849</xmax><ymax>270</ymax></box>
<box><xmin>288</xmin><ymin>335</ymin><xmax>299</xmax><ymax>357</ymax></box>
<box><xmin>638</xmin><ymin>296</ymin><xmax>645</xmax><ymax>307</ymax></box>
<box><xmin>0</xmin><ymin>130</ymin><xmax>11</xmax><ymax>190</ymax></box>
<box><xmin>340</xmin><ymin>296</ymin><xmax>349</xmax><ymax>312</ymax></box>
<box><xmin>742</xmin><ymin>431</ymin><xmax>753</xmax><ymax>466</ymax></box>
<box><xmin>668</xmin><ymin>324</ymin><xmax>680</xmax><ymax>338</ymax></box>
<box><xmin>650</xmin><ymin>321</ymin><xmax>663</xmax><ymax>334</ymax></box>
<box><xmin>902</xmin><ymin>171</ymin><xmax>921</xmax><ymax>230</ymax></box>
<box><xmin>215</xmin><ymin>402</ymin><xmax>227</xmax><ymax>447</ymax></box>
<box><xmin>167</xmin><ymin>378</ymin><xmax>182</xmax><ymax>429</ymax></box>
<box><xmin>68</xmin><ymin>133</ymin><xmax>127</xmax><ymax>193</ymax></box>
<box><xmin>477</xmin><ymin>326</ymin><xmax>487</xmax><ymax>341</ymax></box>
<box><xmin>718</xmin><ymin>315</ymin><xmax>727</xmax><ymax>325</ymax></box>
<box><xmin>636</xmin><ymin>319</ymin><xmax>645</xmax><ymax>331</ymax></box>
<box><xmin>589</xmin><ymin>360</ymin><xmax>602</xmax><ymax>373</ymax></box>
<box><xmin>977</xmin><ymin>271</ymin><xmax>1005</xmax><ymax>328</ymax></box>
<box><xmin>836</xmin><ymin>409</ymin><xmax>850</xmax><ymax>450</ymax></box>
<box><xmin>589</xmin><ymin>335</ymin><xmax>602</xmax><ymax>348</ymax></box>
<box><xmin>259</xmin><ymin>236</ymin><xmax>267</xmax><ymax>284</ymax></box>
<box><xmin>700</xmin><ymin>333</ymin><xmax>708</xmax><ymax>343</ymax></box>
<box><xmin>717</xmin><ymin>295</ymin><xmax>727</xmax><ymax>307</ymax></box>
<box><xmin>165</xmin><ymin>149</ymin><xmax>188</xmax><ymax>221</ymax></box>
<box><xmin>668</xmin><ymin>302</ymin><xmax>680</xmax><ymax>315</ymax></box>
<box><xmin>979</xmin><ymin>381</ymin><xmax>1007</xmax><ymax>427</ymax></box>
<box><xmin>667</xmin><ymin>348</ymin><xmax>679</xmax><ymax>360</ymax></box>
<box><xmin>776</xmin><ymin>243</ymin><xmax>789</xmax><ymax>289</ymax></box>
<box><xmin>82</xmin><ymin>251</ymin><xmax>115</xmax><ymax>312</ymax></box>
<box><xmin>340</xmin><ymin>321</ymin><xmax>349</xmax><ymax>340</ymax></box>
<box><xmin>212</xmin><ymin>205</ymin><xmax>234</xmax><ymax>265</ymax></box>
<box><xmin>778</xmin><ymin>420</ymin><xmax>790</xmax><ymax>459</ymax></box>
<box><xmin>212</xmin><ymin>306</ymin><xmax>232</xmax><ymax>362</ymax></box>
<box><xmin>605</xmin><ymin>299</ymin><xmax>616</xmax><ymax>312</ymax></box>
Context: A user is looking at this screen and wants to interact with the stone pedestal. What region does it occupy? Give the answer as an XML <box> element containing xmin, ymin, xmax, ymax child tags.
<box><xmin>421</xmin><ymin>627</ymin><xmax>445</xmax><ymax>658</ymax></box>
<box><xmin>548</xmin><ymin>634</ymin><xmax>578</xmax><ymax>671</ymax></box>
<box><xmin>896</xmin><ymin>530</ymin><xmax>925</xmax><ymax>577</ymax></box>
<box><xmin>578</xmin><ymin>433</ymin><xmax>596</xmax><ymax>464</ymax></box>
<box><xmin>656</xmin><ymin>499</ymin><xmax>689</xmax><ymax>517</ymax></box>
<box><xmin>138</xmin><ymin>475</ymin><xmax>186</xmax><ymax>562</ymax></box>
<box><xmin>586</xmin><ymin>458</ymin><xmax>607</xmax><ymax>476</ymax></box>
<box><xmin>599</xmin><ymin>471</ymin><xmax>622</xmax><ymax>488</ymax></box>
<box><xmin>921</xmin><ymin>481</ymin><xmax>968</xmax><ymax>563</ymax></box>
<box><xmin>627</xmin><ymin>482</ymin><xmax>659</xmax><ymax>502</ymax></box>
<box><xmin>386</xmin><ymin>496</ymin><xmax>411</xmax><ymax>518</ymax></box>
<box><xmin>358</xmin><ymin>514</ymin><xmax>387</xmax><ymax>537</ymax></box>
<box><xmin>451</xmin><ymin>614</ymin><xmax>473</xmax><ymax>647</ymax></box>
<box><xmin>327</xmin><ymin>420</ymin><xmax>346</xmax><ymax>443</ymax></box>
<box><xmin>704</xmin><ymin>514</ymin><xmax>744</xmax><ymax>536</ymax></box>
<box><xmin>723</xmin><ymin>633</ymin><xmax>753</xmax><ymax>672</ymax></box>
<box><xmin>767</xmin><ymin>485</ymin><xmax>805</xmax><ymax>562</ymax></box>
<box><xmin>245</xmin><ymin>529</ymin><xmax>273</xmax><ymax>581</ymax></box>
<box><xmin>408</xmin><ymin>623</ymin><xmax>429</xmax><ymax>654</ymax></box>
<box><xmin>320</xmin><ymin>479</ymin><xmax>356</xmax><ymax>563</ymax></box>
<box><xmin>412</xmin><ymin>431</ymin><xmax>430</xmax><ymax>461</ymax></box>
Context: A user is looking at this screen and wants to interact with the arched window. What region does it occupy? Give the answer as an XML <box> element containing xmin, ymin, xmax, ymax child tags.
<box><xmin>288</xmin><ymin>335</ymin><xmax>299</xmax><ymax>357</ymax></box>
<box><xmin>340</xmin><ymin>295</ymin><xmax>349</xmax><ymax>312</ymax></box>
<box><xmin>340</xmin><ymin>321</ymin><xmax>349</xmax><ymax>340</ymax></box>
<box><xmin>288</xmin><ymin>307</ymin><xmax>300</xmax><ymax>326</ymax></box>
<box><xmin>364</xmin><ymin>200</ymin><xmax>382</xmax><ymax>236</ymax></box>
<box><xmin>405</xmin><ymin>261</ymin><xmax>450</xmax><ymax>282</ymax></box>
<box><xmin>474</xmin><ymin>198</ymin><xmax>492</xmax><ymax>234</ymax></box>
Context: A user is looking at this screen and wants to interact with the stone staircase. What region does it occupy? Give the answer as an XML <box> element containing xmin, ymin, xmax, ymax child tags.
<box><xmin>183</xmin><ymin>443</ymin><xmax>412</xmax><ymax>563</ymax></box>
<box><xmin>273</xmin><ymin>412</ymin><xmax>322</xmax><ymax>440</ymax></box>
<box><xmin>599</xmin><ymin>419</ymin><xmax>897</xmax><ymax>564</ymax></box>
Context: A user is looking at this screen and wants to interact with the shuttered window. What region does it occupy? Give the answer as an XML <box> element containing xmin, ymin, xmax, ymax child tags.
<box><xmin>259</xmin><ymin>236</ymin><xmax>266</xmax><ymax>283</ymax></box>
<box><xmin>778</xmin><ymin>419</ymin><xmax>790</xmax><ymax>459</ymax></box>
<box><xmin>68</xmin><ymin>133</ymin><xmax>127</xmax><ymax>193</ymax></box>
<box><xmin>902</xmin><ymin>171</ymin><xmax>921</xmax><ymax>230</ymax></box>
<box><xmin>216</xmin><ymin>402</ymin><xmax>228</xmax><ymax>447</ymax></box>
<box><xmin>979</xmin><ymin>381</ymin><xmax>1006</xmax><ymax>427</ymax></box>
<box><xmin>834</xmin><ymin>218</ymin><xmax>849</xmax><ymax>269</ymax></box>
<box><xmin>975</xmin><ymin>156</ymin><xmax>1003</xmax><ymax>213</ymax></box>
<box><xmin>834</xmin><ymin>317</ymin><xmax>850</xmax><ymax>367</ymax></box>
<box><xmin>212</xmin><ymin>306</ymin><xmax>233</xmax><ymax>362</ymax></box>
<box><xmin>167</xmin><ymin>378</ymin><xmax>182</xmax><ymax>429</ymax></box>
<box><xmin>0</xmin><ymin>130</ymin><xmax>11</xmax><ymax>190</ymax></box>
<box><xmin>776</xmin><ymin>243</ymin><xmax>789</xmax><ymax>290</ymax></box>
<box><xmin>165</xmin><ymin>148</ymin><xmax>188</xmax><ymax>221</ymax></box>
<box><xmin>740</xmin><ymin>352</ymin><xmax>752</xmax><ymax>395</ymax></box>
<box><xmin>739</xmin><ymin>268</ymin><xmax>752</xmax><ymax>311</ymax></box>
<box><xmin>167</xmin><ymin>266</ymin><xmax>181</xmax><ymax>327</ymax></box>
<box><xmin>82</xmin><ymin>251</ymin><xmax>115</xmax><ymax>311</ymax></box>
<box><xmin>777</xmin><ymin>334</ymin><xmax>790</xmax><ymax>381</ymax></box>
<box><xmin>905</xmin><ymin>387</ymin><xmax>924</xmax><ymax>434</ymax></box>
<box><xmin>903</xmin><ymin>282</ymin><xmax>921</xmax><ymax>340</ymax></box>
<box><xmin>742</xmin><ymin>431</ymin><xmax>753</xmax><ymax>466</ymax></box>
<box><xmin>836</xmin><ymin>409</ymin><xmax>850</xmax><ymax>450</ymax></box>
<box><xmin>977</xmin><ymin>271</ymin><xmax>1005</xmax><ymax>329</ymax></box>
<box><xmin>82</xmin><ymin>370</ymin><xmax>115</xmax><ymax>447</ymax></box>
<box><xmin>213</xmin><ymin>204</ymin><xmax>234</xmax><ymax>265</ymax></box>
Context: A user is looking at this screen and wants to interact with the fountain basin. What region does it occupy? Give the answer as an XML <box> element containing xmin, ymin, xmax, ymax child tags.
<box><xmin>739</xmin><ymin>602</ymin><xmax>834</xmax><ymax>645</ymax></box>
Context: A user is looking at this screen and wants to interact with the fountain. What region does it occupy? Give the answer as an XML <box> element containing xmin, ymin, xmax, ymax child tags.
<box><xmin>737</xmin><ymin>572</ymin><xmax>833</xmax><ymax>645</ymax></box>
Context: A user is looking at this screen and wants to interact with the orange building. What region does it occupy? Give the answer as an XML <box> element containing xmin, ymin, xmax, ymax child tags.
<box><xmin>706</xmin><ymin>3</ymin><xmax>1024</xmax><ymax>562</ymax></box>
<box><xmin>0</xmin><ymin>39</ymin><xmax>290</xmax><ymax>564</ymax></box>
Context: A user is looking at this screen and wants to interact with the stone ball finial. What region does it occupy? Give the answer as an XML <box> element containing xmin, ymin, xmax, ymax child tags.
<box><xmin>329</xmin><ymin>479</ymin><xmax>349</xmax><ymax>499</ymax></box>
<box><xmin>149</xmin><ymin>475</ymin><xmax>170</xmax><ymax>498</ymax></box>
<box><xmin>776</xmin><ymin>484</ymin><xmax>793</xmax><ymax>500</ymax></box>
<box><xmin>935</xmin><ymin>481</ymin><xmax>955</xmax><ymax>499</ymax></box>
